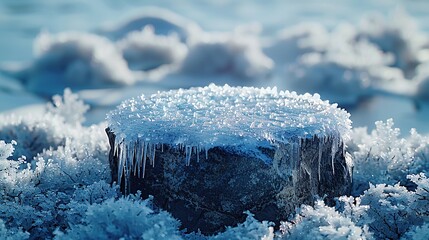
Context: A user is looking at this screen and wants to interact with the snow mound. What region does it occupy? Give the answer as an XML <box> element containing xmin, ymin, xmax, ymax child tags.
<box><xmin>107</xmin><ymin>84</ymin><xmax>351</xmax><ymax>172</ymax></box>
<box><xmin>117</xmin><ymin>26</ymin><xmax>188</xmax><ymax>71</ymax></box>
<box><xmin>179</xmin><ymin>31</ymin><xmax>273</xmax><ymax>79</ymax></box>
<box><xmin>264</xmin><ymin>22</ymin><xmax>329</xmax><ymax>64</ymax></box>
<box><xmin>26</xmin><ymin>31</ymin><xmax>135</xmax><ymax>96</ymax></box>
<box><xmin>414</xmin><ymin>63</ymin><xmax>429</xmax><ymax>102</ymax></box>
<box><xmin>357</xmin><ymin>9</ymin><xmax>428</xmax><ymax>76</ymax></box>
<box><xmin>285</xmin><ymin>25</ymin><xmax>403</xmax><ymax>105</ymax></box>
<box><xmin>98</xmin><ymin>7</ymin><xmax>200</xmax><ymax>42</ymax></box>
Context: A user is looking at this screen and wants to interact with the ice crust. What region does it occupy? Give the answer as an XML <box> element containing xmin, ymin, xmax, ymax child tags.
<box><xmin>107</xmin><ymin>84</ymin><xmax>351</xmax><ymax>183</ymax></box>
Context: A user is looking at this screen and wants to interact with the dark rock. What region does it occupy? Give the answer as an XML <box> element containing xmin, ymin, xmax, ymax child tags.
<box><xmin>106</xmin><ymin>128</ymin><xmax>352</xmax><ymax>234</ymax></box>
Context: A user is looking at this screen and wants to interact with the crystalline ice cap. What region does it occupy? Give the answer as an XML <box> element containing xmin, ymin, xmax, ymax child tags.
<box><xmin>106</xmin><ymin>84</ymin><xmax>351</xmax><ymax>182</ymax></box>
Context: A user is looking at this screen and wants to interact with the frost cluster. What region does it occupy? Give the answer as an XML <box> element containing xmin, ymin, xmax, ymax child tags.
<box><xmin>55</xmin><ymin>197</ymin><xmax>181</xmax><ymax>240</ymax></box>
<box><xmin>0</xmin><ymin>90</ymin><xmax>111</xmax><ymax>239</ymax></box>
<box><xmin>280</xmin><ymin>173</ymin><xmax>429</xmax><ymax>240</ymax></box>
<box><xmin>348</xmin><ymin>119</ymin><xmax>429</xmax><ymax>192</ymax></box>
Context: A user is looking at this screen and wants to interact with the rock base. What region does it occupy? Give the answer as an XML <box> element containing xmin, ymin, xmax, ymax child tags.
<box><xmin>106</xmin><ymin>128</ymin><xmax>352</xmax><ymax>234</ymax></box>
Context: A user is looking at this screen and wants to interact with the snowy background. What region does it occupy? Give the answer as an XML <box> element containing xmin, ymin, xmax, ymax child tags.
<box><xmin>1</xmin><ymin>0</ymin><xmax>429</xmax><ymax>132</ymax></box>
<box><xmin>2</xmin><ymin>0</ymin><xmax>429</xmax><ymax>239</ymax></box>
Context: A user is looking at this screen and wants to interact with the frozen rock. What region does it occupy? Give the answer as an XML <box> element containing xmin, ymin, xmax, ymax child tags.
<box><xmin>106</xmin><ymin>84</ymin><xmax>352</xmax><ymax>234</ymax></box>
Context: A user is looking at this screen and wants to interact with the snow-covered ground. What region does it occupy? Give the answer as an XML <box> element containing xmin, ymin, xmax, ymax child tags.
<box><xmin>2</xmin><ymin>0</ymin><xmax>429</xmax><ymax>239</ymax></box>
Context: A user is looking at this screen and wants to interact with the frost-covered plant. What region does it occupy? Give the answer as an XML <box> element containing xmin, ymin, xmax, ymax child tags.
<box><xmin>55</xmin><ymin>197</ymin><xmax>182</xmax><ymax>240</ymax></box>
<box><xmin>117</xmin><ymin>26</ymin><xmax>188</xmax><ymax>71</ymax></box>
<box><xmin>47</xmin><ymin>88</ymin><xmax>89</xmax><ymax>125</ymax></box>
<box><xmin>402</xmin><ymin>222</ymin><xmax>429</xmax><ymax>240</ymax></box>
<box><xmin>349</xmin><ymin>119</ymin><xmax>429</xmax><ymax>192</ymax></box>
<box><xmin>357</xmin><ymin>173</ymin><xmax>429</xmax><ymax>240</ymax></box>
<box><xmin>0</xmin><ymin>140</ymin><xmax>15</xmax><ymax>159</ymax></box>
<box><xmin>0</xmin><ymin>137</ymin><xmax>112</xmax><ymax>239</ymax></box>
<box><xmin>0</xmin><ymin>89</ymin><xmax>106</xmax><ymax>160</ymax></box>
<box><xmin>280</xmin><ymin>200</ymin><xmax>372</xmax><ymax>240</ymax></box>
<box><xmin>0</xmin><ymin>90</ymin><xmax>113</xmax><ymax>239</ymax></box>
<box><xmin>209</xmin><ymin>212</ymin><xmax>274</xmax><ymax>240</ymax></box>
<box><xmin>0</xmin><ymin>219</ymin><xmax>29</xmax><ymax>240</ymax></box>
<box><xmin>0</xmin><ymin>114</ymin><xmax>67</xmax><ymax>159</ymax></box>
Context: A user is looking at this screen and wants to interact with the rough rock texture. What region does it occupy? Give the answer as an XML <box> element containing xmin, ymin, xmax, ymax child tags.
<box><xmin>106</xmin><ymin>129</ymin><xmax>352</xmax><ymax>234</ymax></box>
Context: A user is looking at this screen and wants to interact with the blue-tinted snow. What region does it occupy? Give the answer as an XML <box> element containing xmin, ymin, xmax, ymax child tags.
<box><xmin>0</xmin><ymin>0</ymin><xmax>429</xmax><ymax>135</ymax></box>
<box><xmin>25</xmin><ymin>31</ymin><xmax>135</xmax><ymax>97</ymax></box>
<box><xmin>107</xmin><ymin>84</ymin><xmax>351</xmax><ymax>151</ymax></box>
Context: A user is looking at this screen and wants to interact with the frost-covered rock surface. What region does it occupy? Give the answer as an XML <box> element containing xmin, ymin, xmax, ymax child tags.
<box><xmin>106</xmin><ymin>84</ymin><xmax>352</xmax><ymax>234</ymax></box>
<box><xmin>107</xmin><ymin>84</ymin><xmax>351</xmax><ymax>151</ymax></box>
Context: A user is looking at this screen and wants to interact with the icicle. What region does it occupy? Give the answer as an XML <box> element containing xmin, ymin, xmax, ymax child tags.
<box><xmin>135</xmin><ymin>140</ymin><xmax>143</xmax><ymax>177</ymax></box>
<box><xmin>196</xmin><ymin>145</ymin><xmax>200</xmax><ymax>162</ymax></box>
<box><xmin>291</xmin><ymin>141</ymin><xmax>300</xmax><ymax>169</ymax></box>
<box><xmin>133</xmin><ymin>142</ymin><xmax>138</xmax><ymax>176</ymax></box>
<box><xmin>185</xmin><ymin>145</ymin><xmax>192</xmax><ymax>166</ymax></box>
<box><xmin>331</xmin><ymin>135</ymin><xmax>340</xmax><ymax>175</ymax></box>
<box><xmin>142</xmin><ymin>141</ymin><xmax>148</xmax><ymax>178</ymax></box>
<box><xmin>117</xmin><ymin>142</ymin><xmax>125</xmax><ymax>184</ymax></box>
<box><xmin>127</xmin><ymin>141</ymin><xmax>135</xmax><ymax>176</ymax></box>
<box><xmin>114</xmin><ymin>137</ymin><xmax>119</xmax><ymax>157</ymax></box>
<box><xmin>318</xmin><ymin>140</ymin><xmax>322</xmax><ymax>181</ymax></box>
<box><xmin>205</xmin><ymin>146</ymin><xmax>208</xmax><ymax>159</ymax></box>
<box><xmin>152</xmin><ymin>143</ymin><xmax>156</xmax><ymax>167</ymax></box>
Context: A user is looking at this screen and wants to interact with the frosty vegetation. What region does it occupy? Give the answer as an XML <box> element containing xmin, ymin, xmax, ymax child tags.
<box><xmin>2</xmin><ymin>6</ymin><xmax>429</xmax><ymax>240</ymax></box>
<box><xmin>0</xmin><ymin>89</ymin><xmax>428</xmax><ymax>239</ymax></box>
